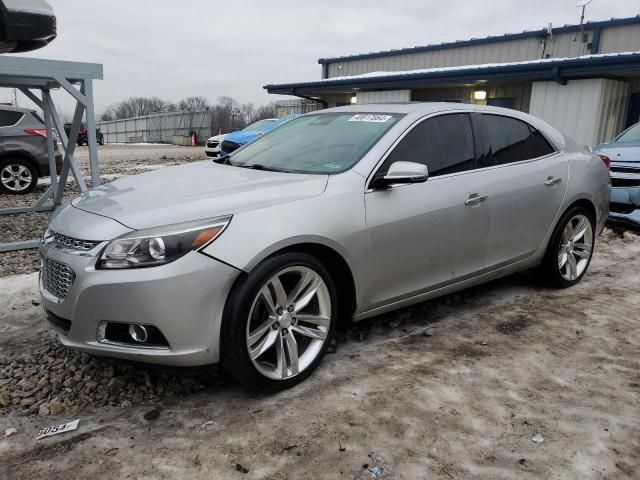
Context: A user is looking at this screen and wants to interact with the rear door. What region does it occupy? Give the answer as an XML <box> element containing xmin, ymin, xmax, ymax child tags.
<box><xmin>472</xmin><ymin>113</ymin><xmax>567</xmax><ymax>268</ymax></box>
<box><xmin>364</xmin><ymin>113</ymin><xmax>493</xmax><ymax>308</ymax></box>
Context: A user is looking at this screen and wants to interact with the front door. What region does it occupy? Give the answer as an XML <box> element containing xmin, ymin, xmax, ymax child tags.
<box><xmin>363</xmin><ymin>113</ymin><xmax>492</xmax><ymax>309</ymax></box>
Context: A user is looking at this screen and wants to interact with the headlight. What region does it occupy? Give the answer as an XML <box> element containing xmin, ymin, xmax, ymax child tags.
<box><xmin>97</xmin><ymin>216</ymin><xmax>231</xmax><ymax>269</ymax></box>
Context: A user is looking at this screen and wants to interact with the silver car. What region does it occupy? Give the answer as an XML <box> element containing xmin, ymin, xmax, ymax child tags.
<box><xmin>39</xmin><ymin>103</ymin><xmax>610</xmax><ymax>390</ymax></box>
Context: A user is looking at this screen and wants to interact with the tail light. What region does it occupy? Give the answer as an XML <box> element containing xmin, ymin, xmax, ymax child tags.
<box><xmin>24</xmin><ymin>129</ymin><xmax>48</xmax><ymax>138</ymax></box>
<box><xmin>598</xmin><ymin>154</ymin><xmax>610</xmax><ymax>170</ymax></box>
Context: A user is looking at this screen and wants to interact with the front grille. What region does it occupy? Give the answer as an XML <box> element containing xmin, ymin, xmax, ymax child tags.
<box><xmin>42</xmin><ymin>258</ymin><xmax>75</xmax><ymax>301</ymax></box>
<box><xmin>49</xmin><ymin>230</ymin><xmax>101</xmax><ymax>251</ymax></box>
<box><xmin>221</xmin><ymin>140</ymin><xmax>240</xmax><ymax>154</ymax></box>
<box><xmin>45</xmin><ymin>309</ymin><xmax>72</xmax><ymax>334</ymax></box>
<box><xmin>206</xmin><ymin>141</ymin><xmax>220</xmax><ymax>148</ymax></box>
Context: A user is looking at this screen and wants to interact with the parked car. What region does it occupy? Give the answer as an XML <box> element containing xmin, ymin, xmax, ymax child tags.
<box><xmin>219</xmin><ymin>118</ymin><xmax>289</xmax><ymax>156</ymax></box>
<box><xmin>204</xmin><ymin>133</ymin><xmax>225</xmax><ymax>157</ymax></box>
<box><xmin>0</xmin><ymin>0</ymin><xmax>56</xmax><ymax>53</ymax></box>
<box><xmin>40</xmin><ymin>103</ymin><xmax>609</xmax><ymax>391</ymax></box>
<box><xmin>0</xmin><ymin>105</ymin><xmax>61</xmax><ymax>194</ymax></box>
<box><xmin>595</xmin><ymin>122</ymin><xmax>640</xmax><ymax>230</ymax></box>
<box><xmin>63</xmin><ymin>123</ymin><xmax>104</xmax><ymax>146</ymax></box>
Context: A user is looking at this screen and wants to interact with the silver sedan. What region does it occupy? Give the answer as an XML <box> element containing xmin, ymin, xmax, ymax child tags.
<box><xmin>39</xmin><ymin>103</ymin><xmax>610</xmax><ymax>390</ymax></box>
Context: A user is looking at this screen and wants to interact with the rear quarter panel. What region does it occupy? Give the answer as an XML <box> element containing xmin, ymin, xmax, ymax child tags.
<box><xmin>563</xmin><ymin>139</ymin><xmax>610</xmax><ymax>232</ymax></box>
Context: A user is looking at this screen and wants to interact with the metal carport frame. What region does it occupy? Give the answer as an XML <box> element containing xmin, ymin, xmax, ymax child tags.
<box><xmin>0</xmin><ymin>56</ymin><xmax>103</xmax><ymax>252</ymax></box>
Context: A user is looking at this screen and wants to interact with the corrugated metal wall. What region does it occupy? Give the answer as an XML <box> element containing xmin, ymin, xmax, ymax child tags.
<box><xmin>529</xmin><ymin>78</ymin><xmax>629</xmax><ymax>146</ymax></box>
<box><xmin>326</xmin><ymin>23</ymin><xmax>640</xmax><ymax>78</ymax></box>
<box><xmin>97</xmin><ymin>110</ymin><xmax>213</xmax><ymax>144</ymax></box>
<box><xmin>356</xmin><ymin>90</ymin><xmax>411</xmax><ymax>104</ymax></box>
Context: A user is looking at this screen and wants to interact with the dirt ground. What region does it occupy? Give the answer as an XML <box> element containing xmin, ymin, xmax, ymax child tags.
<box><xmin>1</xmin><ymin>145</ymin><xmax>639</xmax><ymax>479</ymax></box>
<box><xmin>1</xmin><ymin>225</ymin><xmax>639</xmax><ymax>479</ymax></box>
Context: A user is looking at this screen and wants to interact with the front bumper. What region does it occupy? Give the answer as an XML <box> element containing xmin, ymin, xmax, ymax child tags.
<box><xmin>39</xmin><ymin>244</ymin><xmax>241</xmax><ymax>366</ymax></box>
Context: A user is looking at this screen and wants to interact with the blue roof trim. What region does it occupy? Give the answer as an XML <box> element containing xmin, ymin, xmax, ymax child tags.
<box><xmin>317</xmin><ymin>16</ymin><xmax>640</xmax><ymax>65</ymax></box>
<box><xmin>265</xmin><ymin>52</ymin><xmax>640</xmax><ymax>94</ymax></box>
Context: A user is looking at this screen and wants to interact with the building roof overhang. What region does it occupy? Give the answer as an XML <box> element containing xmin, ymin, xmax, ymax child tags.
<box><xmin>265</xmin><ymin>51</ymin><xmax>640</xmax><ymax>96</ymax></box>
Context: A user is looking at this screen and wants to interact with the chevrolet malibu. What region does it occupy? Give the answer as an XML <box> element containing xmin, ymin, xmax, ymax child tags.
<box><xmin>40</xmin><ymin>103</ymin><xmax>610</xmax><ymax>391</ymax></box>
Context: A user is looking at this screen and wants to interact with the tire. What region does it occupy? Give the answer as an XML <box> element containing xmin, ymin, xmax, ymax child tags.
<box><xmin>221</xmin><ymin>252</ymin><xmax>338</xmax><ymax>391</ymax></box>
<box><xmin>0</xmin><ymin>158</ymin><xmax>38</xmax><ymax>195</ymax></box>
<box><xmin>539</xmin><ymin>206</ymin><xmax>595</xmax><ymax>288</ymax></box>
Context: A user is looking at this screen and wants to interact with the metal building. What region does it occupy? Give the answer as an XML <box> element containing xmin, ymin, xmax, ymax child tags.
<box><xmin>265</xmin><ymin>16</ymin><xmax>640</xmax><ymax>146</ymax></box>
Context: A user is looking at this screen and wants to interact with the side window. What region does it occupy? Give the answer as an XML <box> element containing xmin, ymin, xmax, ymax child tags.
<box><xmin>378</xmin><ymin>113</ymin><xmax>475</xmax><ymax>179</ymax></box>
<box><xmin>529</xmin><ymin>126</ymin><xmax>556</xmax><ymax>157</ymax></box>
<box><xmin>478</xmin><ymin>114</ymin><xmax>536</xmax><ymax>167</ymax></box>
<box><xmin>0</xmin><ymin>110</ymin><xmax>24</xmax><ymax>128</ymax></box>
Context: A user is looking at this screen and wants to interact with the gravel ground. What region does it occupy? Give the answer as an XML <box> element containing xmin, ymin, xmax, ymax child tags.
<box><xmin>0</xmin><ymin>229</ymin><xmax>639</xmax><ymax>479</ymax></box>
<box><xmin>0</xmin><ymin>144</ymin><xmax>206</xmax><ymax>276</ymax></box>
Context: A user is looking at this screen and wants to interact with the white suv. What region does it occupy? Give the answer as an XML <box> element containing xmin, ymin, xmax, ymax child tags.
<box><xmin>204</xmin><ymin>133</ymin><xmax>226</xmax><ymax>158</ymax></box>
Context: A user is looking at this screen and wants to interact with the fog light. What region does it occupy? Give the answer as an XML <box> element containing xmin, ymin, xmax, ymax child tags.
<box><xmin>128</xmin><ymin>324</ymin><xmax>148</xmax><ymax>343</ymax></box>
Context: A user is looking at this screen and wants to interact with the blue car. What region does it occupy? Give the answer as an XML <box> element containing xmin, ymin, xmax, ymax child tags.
<box><xmin>219</xmin><ymin>116</ymin><xmax>296</xmax><ymax>156</ymax></box>
<box><xmin>595</xmin><ymin>122</ymin><xmax>640</xmax><ymax>230</ymax></box>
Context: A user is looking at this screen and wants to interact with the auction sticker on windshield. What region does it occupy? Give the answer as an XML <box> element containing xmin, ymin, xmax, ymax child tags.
<box><xmin>348</xmin><ymin>114</ymin><xmax>393</xmax><ymax>123</ymax></box>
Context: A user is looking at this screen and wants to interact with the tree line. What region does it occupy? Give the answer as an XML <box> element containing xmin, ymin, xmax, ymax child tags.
<box><xmin>99</xmin><ymin>96</ymin><xmax>278</xmax><ymax>130</ymax></box>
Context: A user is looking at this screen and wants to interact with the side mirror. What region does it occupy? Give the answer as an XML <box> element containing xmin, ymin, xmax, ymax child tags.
<box><xmin>371</xmin><ymin>161</ymin><xmax>428</xmax><ymax>189</ymax></box>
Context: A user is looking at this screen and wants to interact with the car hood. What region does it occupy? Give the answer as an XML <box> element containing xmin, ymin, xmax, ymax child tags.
<box><xmin>595</xmin><ymin>142</ymin><xmax>640</xmax><ymax>163</ymax></box>
<box><xmin>207</xmin><ymin>134</ymin><xmax>225</xmax><ymax>142</ymax></box>
<box><xmin>224</xmin><ymin>130</ymin><xmax>262</xmax><ymax>146</ymax></box>
<box><xmin>71</xmin><ymin>161</ymin><xmax>328</xmax><ymax>231</ymax></box>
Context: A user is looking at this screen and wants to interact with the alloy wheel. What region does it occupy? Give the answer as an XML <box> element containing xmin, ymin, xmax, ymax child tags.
<box><xmin>1</xmin><ymin>164</ymin><xmax>33</xmax><ymax>192</ymax></box>
<box><xmin>246</xmin><ymin>266</ymin><xmax>331</xmax><ymax>380</ymax></box>
<box><xmin>557</xmin><ymin>214</ymin><xmax>593</xmax><ymax>281</ymax></box>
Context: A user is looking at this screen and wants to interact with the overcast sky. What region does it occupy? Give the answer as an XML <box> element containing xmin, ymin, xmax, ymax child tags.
<box><xmin>4</xmin><ymin>0</ymin><xmax>639</xmax><ymax>116</ymax></box>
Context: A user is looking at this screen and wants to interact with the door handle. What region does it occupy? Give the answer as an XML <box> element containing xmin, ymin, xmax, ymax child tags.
<box><xmin>545</xmin><ymin>176</ymin><xmax>562</xmax><ymax>186</ymax></box>
<box><xmin>465</xmin><ymin>194</ymin><xmax>489</xmax><ymax>206</ymax></box>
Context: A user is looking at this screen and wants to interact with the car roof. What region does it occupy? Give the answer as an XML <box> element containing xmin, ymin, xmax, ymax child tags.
<box><xmin>317</xmin><ymin>101</ymin><xmax>516</xmax><ymax>115</ymax></box>
<box><xmin>0</xmin><ymin>104</ymin><xmax>36</xmax><ymax>114</ymax></box>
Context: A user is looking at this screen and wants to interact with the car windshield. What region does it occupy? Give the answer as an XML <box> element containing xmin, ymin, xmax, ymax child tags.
<box><xmin>616</xmin><ymin>123</ymin><xmax>640</xmax><ymax>142</ymax></box>
<box><xmin>242</xmin><ymin>119</ymin><xmax>276</xmax><ymax>132</ymax></box>
<box><xmin>228</xmin><ymin>112</ymin><xmax>403</xmax><ymax>174</ymax></box>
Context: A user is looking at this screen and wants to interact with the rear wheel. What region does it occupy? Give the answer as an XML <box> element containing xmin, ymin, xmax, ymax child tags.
<box><xmin>540</xmin><ymin>206</ymin><xmax>595</xmax><ymax>288</ymax></box>
<box><xmin>221</xmin><ymin>253</ymin><xmax>337</xmax><ymax>391</ymax></box>
<box><xmin>0</xmin><ymin>158</ymin><xmax>38</xmax><ymax>194</ymax></box>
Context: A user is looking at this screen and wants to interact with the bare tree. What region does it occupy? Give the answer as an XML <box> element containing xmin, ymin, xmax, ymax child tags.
<box><xmin>100</xmin><ymin>96</ymin><xmax>172</xmax><ymax>120</ymax></box>
<box><xmin>178</xmin><ymin>96</ymin><xmax>210</xmax><ymax>112</ymax></box>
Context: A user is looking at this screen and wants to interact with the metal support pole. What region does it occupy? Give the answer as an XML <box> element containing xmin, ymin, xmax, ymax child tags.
<box><xmin>83</xmin><ymin>79</ymin><xmax>101</xmax><ymax>187</ymax></box>
<box><xmin>43</xmin><ymin>90</ymin><xmax>87</xmax><ymax>197</ymax></box>
<box><xmin>41</xmin><ymin>88</ymin><xmax>58</xmax><ymax>200</ymax></box>
<box><xmin>53</xmin><ymin>100</ymin><xmax>86</xmax><ymax>205</ymax></box>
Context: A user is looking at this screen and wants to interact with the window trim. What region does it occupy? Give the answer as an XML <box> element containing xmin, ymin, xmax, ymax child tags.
<box><xmin>366</xmin><ymin>110</ymin><xmax>561</xmax><ymax>191</ymax></box>
<box><xmin>472</xmin><ymin>112</ymin><xmax>559</xmax><ymax>168</ymax></box>
<box><xmin>366</xmin><ymin>110</ymin><xmax>477</xmax><ymax>190</ymax></box>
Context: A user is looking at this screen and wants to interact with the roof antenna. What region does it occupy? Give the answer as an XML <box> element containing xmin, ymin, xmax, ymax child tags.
<box><xmin>575</xmin><ymin>0</ymin><xmax>593</xmax><ymax>42</ymax></box>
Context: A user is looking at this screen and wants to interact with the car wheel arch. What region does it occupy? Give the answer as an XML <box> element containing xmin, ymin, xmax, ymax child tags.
<box><xmin>224</xmin><ymin>242</ymin><xmax>358</xmax><ymax>329</ymax></box>
<box><xmin>0</xmin><ymin>151</ymin><xmax>41</xmax><ymax>173</ymax></box>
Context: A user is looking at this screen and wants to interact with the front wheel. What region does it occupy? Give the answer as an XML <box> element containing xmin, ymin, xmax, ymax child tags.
<box><xmin>221</xmin><ymin>253</ymin><xmax>337</xmax><ymax>391</ymax></box>
<box><xmin>539</xmin><ymin>206</ymin><xmax>595</xmax><ymax>288</ymax></box>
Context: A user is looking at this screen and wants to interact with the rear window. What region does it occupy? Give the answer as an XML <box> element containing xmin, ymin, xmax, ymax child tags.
<box><xmin>0</xmin><ymin>110</ymin><xmax>24</xmax><ymax>127</ymax></box>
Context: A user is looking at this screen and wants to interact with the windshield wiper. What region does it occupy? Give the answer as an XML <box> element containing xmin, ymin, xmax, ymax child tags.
<box><xmin>213</xmin><ymin>154</ymin><xmax>231</xmax><ymax>165</ymax></box>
